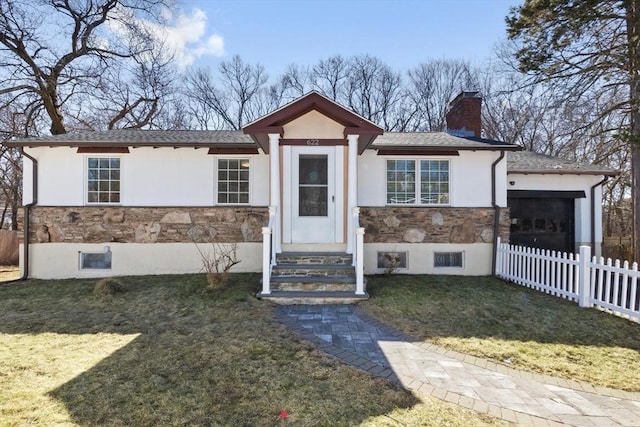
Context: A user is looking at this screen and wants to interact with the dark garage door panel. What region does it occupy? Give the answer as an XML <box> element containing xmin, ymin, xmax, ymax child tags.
<box><xmin>508</xmin><ymin>197</ymin><xmax>575</xmax><ymax>253</ymax></box>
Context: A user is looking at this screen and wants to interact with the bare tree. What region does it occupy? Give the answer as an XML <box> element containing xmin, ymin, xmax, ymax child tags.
<box><xmin>0</xmin><ymin>99</ymin><xmax>37</xmax><ymax>229</ymax></box>
<box><xmin>184</xmin><ymin>55</ymin><xmax>270</xmax><ymax>130</ymax></box>
<box><xmin>0</xmin><ymin>0</ymin><xmax>172</xmax><ymax>135</ymax></box>
<box><xmin>343</xmin><ymin>55</ymin><xmax>404</xmax><ymax>130</ymax></box>
<box><xmin>405</xmin><ymin>59</ymin><xmax>479</xmax><ymax>132</ymax></box>
<box><xmin>82</xmin><ymin>46</ymin><xmax>186</xmax><ymax>131</ymax></box>
<box><xmin>310</xmin><ymin>55</ymin><xmax>349</xmax><ymax>101</ymax></box>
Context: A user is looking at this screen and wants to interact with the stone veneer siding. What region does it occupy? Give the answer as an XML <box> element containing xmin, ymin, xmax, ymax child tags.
<box><xmin>27</xmin><ymin>207</ymin><xmax>269</xmax><ymax>244</ymax></box>
<box><xmin>359</xmin><ymin>207</ymin><xmax>510</xmax><ymax>244</ymax></box>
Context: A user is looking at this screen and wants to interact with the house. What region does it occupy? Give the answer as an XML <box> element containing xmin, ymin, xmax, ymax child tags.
<box><xmin>5</xmin><ymin>91</ymin><xmax>615</xmax><ymax>303</ymax></box>
<box><xmin>444</xmin><ymin>92</ymin><xmax>616</xmax><ymax>256</ymax></box>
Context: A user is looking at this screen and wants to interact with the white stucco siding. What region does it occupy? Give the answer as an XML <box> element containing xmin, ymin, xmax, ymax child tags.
<box><xmin>22</xmin><ymin>151</ymin><xmax>34</xmax><ymax>205</ymax></box>
<box><xmin>23</xmin><ymin>147</ymin><xmax>269</xmax><ymax>207</ymax></box>
<box><xmin>282</xmin><ymin>110</ymin><xmax>345</xmax><ymax>139</ymax></box>
<box><xmin>452</xmin><ymin>151</ymin><xmax>506</xmax><ymax>207</ymax></box>
<box><xmin>123</xmin><ymin>148</ymin><xmax>213</xmax><ymax>206</ymax></box>
<box><xmin>364</xmin><ymin>243</ymin><xmax>493</xmax><ymax>275</ymax></box>
<box><xmin>507</xmin><ymin>173</ymin><xmax>605</xmax><ymax>246</ymax></box>
<box><xmin>357</xmin><ymin>150</ymin><xmax>386</xmax><ymax>206</ymax></box>
<box><xmin>25</xmin><ymin>147</ymin><xmax>84</xmax><ymax>206</ymax></box>
<box><xmin>22</xmin><ymin>242</ymin><xmax>262</xmax><ymax>279</ymax></box>
<box><xmin>357</xmin><ymin>149</ymin><xmax>505</xmax><ymax>207</ymax></box>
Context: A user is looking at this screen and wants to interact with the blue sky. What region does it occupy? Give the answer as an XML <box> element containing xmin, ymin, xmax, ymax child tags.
<box><xmin>163</xmin><ymin>0</ymin><xmax>520</xmax><ymax>74</ymax></box>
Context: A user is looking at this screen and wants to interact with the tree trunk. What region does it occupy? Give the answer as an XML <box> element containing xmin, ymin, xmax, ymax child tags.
<box><xmin>627</xmin><ymin>0</ymin><xmax>640</xmax><ymax>262</ymax></box>
<box><xmin>42</xmin><ymin>81</ymin><xmax>66</xmax><ymax>135</ymax></box>
<box><xmin>633</xmin><ymin>146</ymin><xmax>640</xmax><ymax>262</ymax></box>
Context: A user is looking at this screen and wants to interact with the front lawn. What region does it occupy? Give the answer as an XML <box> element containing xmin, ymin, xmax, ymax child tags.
<box><xmin>363</xmin><ymin>275</ymin><xmax>640</xmax><ymax>392</ymax></box>
<box><xmin>0</xmin><ymin>275</ymin><xmax>509</xmax><ymax>426</ymax></box>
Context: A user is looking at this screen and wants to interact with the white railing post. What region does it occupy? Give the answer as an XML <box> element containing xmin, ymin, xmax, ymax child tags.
<box><xmin>352</xmin><ymin>207</ymin><xmax>360</xmax><ymax>267</ymax></box>
<box><xmin>356</xmin><ymin>227</ymin><xmax>365</xmax><ymax>295</ymax></box>
<box><xmin>261</xmin><ymin>226</ymin><xmax>271</xmax><ymax>294</ymax></box>
<box><xmin>495</xmin><ymin>237</ymin><xmax>502</xmax><ymax>276</ymax></box>
<box><xmin>268</xmin><ymin>206</ymin><xmax>277</xmax><ymax>266</ymax></box>
<box><xmin>268</xmin><ymin>134</ymin><xmax>281</xmax><ymax>254</ymax></box>
<box><xmin>578</xmin><ymin>245</ymin><xmax>591</xmax><ymax>308</ymax></box>
<box><xmin>346</xmin><ymin>134</ymin><xmax>359</xmax><ymax>254</ymax></box>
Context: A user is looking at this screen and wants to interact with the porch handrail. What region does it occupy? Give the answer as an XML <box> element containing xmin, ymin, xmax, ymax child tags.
<box><xmin>268</xmin><ymin>206</ymin><xmax>277</xmax><ymax>267</ymax></box>
<box><xmin>261</xmin><ymin>206</ymin><xmax>277</xmax><ymax>295</ymax></box>
<box><xmin>352</xmin><ymin>207</ymin><xmax>365</xmax><ymax>295</ymax></box>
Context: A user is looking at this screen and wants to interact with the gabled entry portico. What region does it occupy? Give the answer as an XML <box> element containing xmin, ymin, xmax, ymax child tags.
<box><xmin>243</xmin><ymin>91</ymin><xmax>382</xmax><ymax>303</ymax></box>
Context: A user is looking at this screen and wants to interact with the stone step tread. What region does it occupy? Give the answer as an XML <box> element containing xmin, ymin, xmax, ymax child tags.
<box><xmin>257</xmin><ymin>290</ymin><xmax>369</xmax><ymax>299</ymax></box>
<box><xmin>269</xmin><ymin>275</ymin><xmax>357</xmax><ymax>284</ymax></box>
<box><xmin>273</xmin><ymin>263</ymin><xmax>354</xmax><ymax>270</ymax></box>
<box><xmin>276</xmin><ymin>253</ymin><xmax>353</xmax><ymax>262</ymax></box>
<box><xmin>278</xmin><ymin>251</ymin><xmax>351</xmax><ymax>256</ymax></box>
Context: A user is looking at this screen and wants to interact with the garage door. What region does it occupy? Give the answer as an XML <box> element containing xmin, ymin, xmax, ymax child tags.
<box><xmin>507</xmin><ymin>191</ymin><xmax>583</xmax><ymax>254</ymax></box>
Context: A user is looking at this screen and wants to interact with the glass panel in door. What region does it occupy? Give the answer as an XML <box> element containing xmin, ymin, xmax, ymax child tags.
<box><xmin>298</xmin><ymin>155</ymin><xmax>328</xmax><ymax>216</ymax></box>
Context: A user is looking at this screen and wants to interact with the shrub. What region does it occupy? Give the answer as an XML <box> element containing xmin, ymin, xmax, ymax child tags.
<box><xmin>94</xmin><ymin>277</ymin><xmax>126</xmax><ymax>296</ymax></box>
<box><xmin>196</xmin><ymin>243</ymin><xmax>241</xmax><ymax>290</ymax></box>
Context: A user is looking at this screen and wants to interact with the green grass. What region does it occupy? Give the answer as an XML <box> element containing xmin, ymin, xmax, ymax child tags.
<box><xmin>363</xmin><ymin>274</ymin><xmax>640</xmax><ymax>392</ymax></box>
<box><xmin>0</xmin><ymin>274</ymin><xmax>511</xmax><ymax>426</ymax></box>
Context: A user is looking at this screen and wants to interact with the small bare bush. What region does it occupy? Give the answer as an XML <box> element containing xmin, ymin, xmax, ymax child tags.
<box><xmin>382</xmin><ymin>253</ymin><xmax>402</xmax><ymax>275</ymax></box>
<box><xmin>94</xmin><ymin>278</ymin><xmax>126</xmax><ymax>296</ymax></box>
<box><xmin>196</xmin><ymin>243</ymin><xmax>241</xmax><ymax>290</ymax></box>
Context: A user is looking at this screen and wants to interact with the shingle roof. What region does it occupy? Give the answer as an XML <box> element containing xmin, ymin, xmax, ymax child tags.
<box><xmin>4</xmin><ymin>129</ymin><xmax>253</xmax><ymax>147</ymax></box>
<box><xmin>507</xmin><ymin>151</ymin><xmax>617</xmax><ymax>176</ymax></box>
<box><xmin>372</xmin><ymin>132</ymin><xmax>518</xmax><ymax>150</ymax></box>
<box><xmin>3</xmin><ymin>128</ymin><xmax>617</xmax><ymax>176</ymax></box>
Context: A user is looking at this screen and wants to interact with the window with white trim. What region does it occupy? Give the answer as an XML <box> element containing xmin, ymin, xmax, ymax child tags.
<box><xmin>87</xmin><ymin>157</ymin><xmax>120</xmax><ymax>204</ymax></box>
<box><xmin>386</xmin><ymin>159</ymin><xmax>449</xmax><ymax>205</ymax></box>
<box><xmin>217</xmin><ymin>158</ymin><xmax>250</xmax><ymax>204</ymax></box>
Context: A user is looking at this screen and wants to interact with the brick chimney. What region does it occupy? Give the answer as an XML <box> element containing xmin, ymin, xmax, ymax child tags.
<box><xmin>445</xmin><ymin>91</ymin><xmax>482</xmax><ymax>138</ymax></box>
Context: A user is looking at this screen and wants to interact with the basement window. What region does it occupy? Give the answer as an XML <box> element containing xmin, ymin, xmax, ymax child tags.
<box><xmin>79</xmin><ymin>248</ymin><xmax>112</xmax><ymax>270</ymax></box>
<box><xmin>434</xmin><ymin>251</ymin><xmax>463</xmax><ymax>268</ymax></box>
<box><xmin>377</xmin><ymin>251</ymin><xmax>408</xmax><ymax>270</ymax></box>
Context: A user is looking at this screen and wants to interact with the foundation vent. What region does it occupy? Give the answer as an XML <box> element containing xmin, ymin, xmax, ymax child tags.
<box><xmin>434</xmin><ymin>251</ymin><xmax>463</xmax><ymax>268</ymax></box>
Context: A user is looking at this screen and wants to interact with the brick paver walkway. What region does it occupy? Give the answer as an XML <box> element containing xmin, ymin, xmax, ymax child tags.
<box><xmin>276</xmin><ymin>305</ymin><xmax>640</xmax><ymax>427</ymax></box>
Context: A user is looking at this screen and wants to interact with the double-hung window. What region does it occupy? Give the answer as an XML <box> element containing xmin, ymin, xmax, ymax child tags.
<box><xmin>87</xmin><ymin>157</ymin><xmax>120</xmax><ymax>204</ymax></box>
<box><xmin>217</xmin><ymin>158</ymin><xmax>250</xmax><ymax>204</ymax></box>
<box><xmin>386</xmin><ymin>159</ymin><xmax>449</xmax><ymax>205</ymax></box>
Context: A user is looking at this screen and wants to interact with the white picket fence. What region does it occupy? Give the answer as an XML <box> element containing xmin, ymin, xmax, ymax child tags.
<box><xmin>495</xmin><ymin>237</ymin><xmax>640</xmax><ymax>323</ymax></box>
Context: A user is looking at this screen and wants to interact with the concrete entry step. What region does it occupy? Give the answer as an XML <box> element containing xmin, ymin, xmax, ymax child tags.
<box><xmin>257</xmin><ymin>290</ymin><xmax>369</xmax><ymax>305</ymax></box>
<box><xmin>271</xmin><ymin>281</ymin><xmax>356</xmax><ymax>293</ymax></box>
<box><xmin>261</xmin><ymin>251</ymin><xmax>367</xmax><ymax>304</ymax></box>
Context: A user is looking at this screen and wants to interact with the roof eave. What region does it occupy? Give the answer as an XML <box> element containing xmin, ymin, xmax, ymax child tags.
<box><xmin>6</xmin><ymin>140</ymin><xmax>257</xmax><ymax>148</ymax></box>
<box><xmin>508</xmin><ymin>169</ymin><xmax>619</xmax><ymax>176</ymax></box>
<box><xmin>371</xmin><ymin>144</ymin><xmax>521</xmax><ymax>151</ymax></box>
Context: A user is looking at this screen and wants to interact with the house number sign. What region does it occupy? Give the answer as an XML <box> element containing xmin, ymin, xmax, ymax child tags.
<box><xmin>306</xmin><ymin>139</ymin><xmax>319</xmax><ymax>146</ymax></box>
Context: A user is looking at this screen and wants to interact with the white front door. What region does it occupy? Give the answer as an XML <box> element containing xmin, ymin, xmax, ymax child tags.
<box><xmin>288</xmin><ymin>146</ymin><xmax>341</xmax><ymax>243</ymax></box>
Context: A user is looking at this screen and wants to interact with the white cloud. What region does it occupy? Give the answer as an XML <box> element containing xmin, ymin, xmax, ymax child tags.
<box><xmin>194</xmin><ymin>34</ymin><xmax>225</xmax><ymax>57</ymax></box>
<box><xmin>155</xmin><ymin>8</ymin><xmax>225</xmax><ymax>67</ymax></box>
<box><xmin>109</xmin><ymin>7</ymin><xmax>225</xmax><ymax>68</ymax></box>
